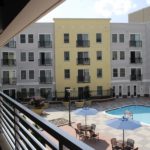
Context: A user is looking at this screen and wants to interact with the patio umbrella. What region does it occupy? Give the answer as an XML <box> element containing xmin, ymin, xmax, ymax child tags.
<box><xmin>106</xmin><ymin>117</ymin><xmax>141</xmax><ymax>150</ymax></box>
<box><xmin>73</xmin><ymin>107</ymin><xmax>98</xmax><ymax>125</ymax></box>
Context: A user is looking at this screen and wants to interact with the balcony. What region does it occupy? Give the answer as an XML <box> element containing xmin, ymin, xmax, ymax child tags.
<box><xmin>77</xmin><ymin>58</ymin><xmax>90</xmax><ymax>65</ymax></box>
<box><xmin>2</xmin><ymin>78</ymin><xmax>17</xmax><ymax>85</ymax></box>
<box><xmin>77</xmin><ymin>76</ymin><xmax>90</xmax><ymax>83</ymax></box>
<box><xmin>129</xmin><ymin>40</ymin><xmax>142</xmax><ymax>47</ymax></box>
<box><xmin>4</xmin><ymin>41</ymin><xmax>16</xmax><ymax>48</ymax></box>
<box><xmin>76</xmin><ymin>40</ymin><xmax>90</xmax><ymax>47</ymax></box>
<box><xmin>38</xmin><ymin>41</ymin><xmax>52</xmax><ymax>48</ymax></box>
<box><xmin>2</xmin><ymin>59</ymin><xmax>16</xmax><ymax>66</ymax></box>
<box><xmin>39</xmin><ymin>77</ymin><xmax>53</xmax><ymax>84</ymax></box>
<box><xmin>38</xmin><ymin>59</ymin><xmax>52</xmax><ymax>66</ymax></box>
<box><xmin>130</xmin><ymin>57</ymin><xmax>142</xmax><ymax>64</ymax></box>
<box><xmin>130</xmin><ymin>74</ymin><xmax>142</xmax><ymax>81</ymax></box>
<box><xmin>0</xmin><ymin>92</ymin><xmax>93</xmax><ymax>150</ymax></box>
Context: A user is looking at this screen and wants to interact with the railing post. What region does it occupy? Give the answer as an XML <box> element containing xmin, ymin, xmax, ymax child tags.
<box><xmin>0</xmin><ymin>97</ymin><xmax>2</xmax><ymax>133</ymax></box>
<box><xmin>14</xmin><ymin>108</ymin><xmax>20</xmax><ymax>149</ymax></box>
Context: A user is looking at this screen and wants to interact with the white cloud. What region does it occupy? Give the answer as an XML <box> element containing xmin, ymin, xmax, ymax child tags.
<box><xmin>146</xmin><ymin>0</ymin><xmax>150</xmax><ymax>4</ymax></box>
<box><xmin>94</xmin><ymin>0</ymin><xmax>137</xmax><ymax>18</ymax></box>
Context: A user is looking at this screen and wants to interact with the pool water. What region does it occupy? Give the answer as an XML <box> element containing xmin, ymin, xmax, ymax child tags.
<box><xmin>106</xmin><ymin>105</ymin><xmax>150</xmax><ymax>124</ymax></box>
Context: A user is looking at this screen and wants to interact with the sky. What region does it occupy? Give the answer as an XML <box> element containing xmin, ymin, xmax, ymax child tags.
<box><xmin>38</xmin><ymin>0</ymin><xmax>150</xmax><ymax>23</ymax></box>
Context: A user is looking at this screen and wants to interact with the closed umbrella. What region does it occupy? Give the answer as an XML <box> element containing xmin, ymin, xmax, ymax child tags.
<box><xmin>106</xmin><ymin>117</ymin><xmax>141</xmax><ymax>149</ymax></box>
<box><xmin>74</xmin><ymin>107</ymin><xmax>98</xmax><ymax>125</ymax></box>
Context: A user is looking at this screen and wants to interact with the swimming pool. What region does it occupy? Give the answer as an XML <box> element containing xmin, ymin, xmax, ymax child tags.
<box><xmin>106</xmin><ymin>105</ymin><xmax>150</xmax><ymax>125</ymax></box>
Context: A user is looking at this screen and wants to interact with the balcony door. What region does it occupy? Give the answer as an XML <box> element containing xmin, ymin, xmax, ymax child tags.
<box><xmin>78</xmin><ymin>87</ymin><xmax>84</xmax><ymax>99</ymax></box>
<box><xmin>40</xmin><ymin>52</ymin><xmax>51</xmax><ymax>65</ymax></box>
<box><xmin>3</xmin><ymin>89</ymin><xmax>16</xmax><ymax>99</ymax></box>
<box><xmin>40</xmin><ymin>70</ymin><xmax>51</xmax><ymax>83</ymax></box>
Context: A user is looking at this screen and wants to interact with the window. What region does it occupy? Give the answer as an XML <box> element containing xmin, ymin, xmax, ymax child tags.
<box><xmin>120</xmin><ymin>68</ymin><xmax>125</xmax><ymax>77</ymax></box>
<box><xmin>28</xmin><ymin>52</ymin><xmax>34</xmax><ymax>61</ymax></box>
<box><xmin>64</xmin><ymin>33</ymin><xmax>69</xmax><ymax>43</ymax></box>
<box><xmin>112</xmin><ymin>34</ymin><xmax>117</xmax><ymax>43</ymax></box>
<box><xmin>39</xmin><ymin>34</ymin><xmax>51</xmax><ymax>48</ymax></box>
<box><xmin>40</xmin><ymin>88</ymin><xmax>51</xmax><ymax>98</ymax></box>
<box><xmin>21</xmin><ymin>88</ymin><xmax>27</xmax><ymax>97</ymax></box>
<box><xmin>130</xmin><ymin>34</ymin><xmax>140</xmax><ymax>41</ymax></box>
<box><xmin>113</xmin><ymin>68</ymin><xmax>118</xmax><ymax>77</ymax></box>
<box><xmin>29</xmin><ymin>70</ymin><xmax>34</xmax><ymax>79</ymax></box>
<box><xmin>28</xmin><ymin>34</ymin><xmax>33</xmax><ymax>43</ymax></box>
<box><xmin>97</xmin><ymin>51</ymin><xmax>102</xmax><ymax>60</ymax></box>
<box><xmin>64</xmin><ymin>69</ymin><xmax>70</xmax><ymax>79</ymax></box>
<box><xmin>20</xmin><ymin>34</ymin><xmax>26</xmax><ymax>43</ymax></box>
<box><xmin>97</xmin><ymin>86</ymin><xmax>103</xmax><ymax>96</ymax></box>
<box><xmin>119</xmin><ymin>34</ymin><xmax>124</xmax><ymax>43</ymax></box>
<box><xmin>21</xmin><ymin>70</ymin><xmax>26</xmax><ymax>80</ymax></box>
<box><xmin>29</xmin><ymin>88</ymin><xmax>35</xmax><ymax>97</ymax></box>
<box><xmin>112</xmin><ymin>51</ymin><xmax>117</xmax><ymax>60</ymax></box>
<box><xmin>64</xmin><ymin>51</ymin><xmax>70</xmax><ymax>61</ymax></box>
<box><xmin>120</xmin><ymin>51</ymin><xmax>125</xmax><ymax>60</ymax></box>
<box><xmin>96</xmin><ymin>33</ymin><xmax>102</xmax><ymax>42</ymax></box>
<box><xmin>21</xmin><ymin>52</ymin><xmax>26</xmax><ymax>61</ymax></box>
<box><xmin>97</xmin><ymin>68</ymin><xmax>102</xmax><ymax>78</ymax></box>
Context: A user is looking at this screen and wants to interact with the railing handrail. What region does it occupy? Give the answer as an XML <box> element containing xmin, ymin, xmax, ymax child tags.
<box><xmin>0</xmin><ymin>92</ymin><xmax>94</xmax><ymax>150</ymax></box>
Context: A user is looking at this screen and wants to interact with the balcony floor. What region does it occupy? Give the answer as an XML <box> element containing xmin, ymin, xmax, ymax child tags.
<box><xmin>0</xmin><ymin>132</ymin><xmax>12</xmax><ymax>150</ymax></box>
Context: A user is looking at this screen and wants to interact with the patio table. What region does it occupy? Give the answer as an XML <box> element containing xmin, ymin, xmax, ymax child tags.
<box><xmin>80</xmin><ymin>125</ymin><xmax>92</xmax><ymax>137</ymax></box>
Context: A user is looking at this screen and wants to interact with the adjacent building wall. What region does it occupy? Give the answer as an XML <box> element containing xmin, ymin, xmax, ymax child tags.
<box><xmin>54</xmin><ymin>18</ymin><xmax>111</xmax><ymax>98</ymax></box>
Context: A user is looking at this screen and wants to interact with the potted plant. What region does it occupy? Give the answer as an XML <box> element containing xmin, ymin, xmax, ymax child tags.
<box><xmin>29</xmin><ymin>96</ymin><xmax>45</xmax><ymax>115</ymax></box>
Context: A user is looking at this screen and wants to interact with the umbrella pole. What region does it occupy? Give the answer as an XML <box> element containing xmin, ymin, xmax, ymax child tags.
<box><xmin>85</xmin><ymin>115</ymin><xmax>87</xmax><ymax>126</ymax></box>
<box><xmin>123</xmin><ymin>129</ymin><xmax>125</xmax><ymax>150</ymax></box>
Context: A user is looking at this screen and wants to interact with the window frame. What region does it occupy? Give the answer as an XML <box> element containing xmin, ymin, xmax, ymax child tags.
<box><xmin>64</xmin><ymin>69</ymin><xmax>70</xmax><ymax>79</ymax></box>
<box><xmin>20</xmin><ymin>34</ymin><xmax>26</xmax><ymax>43</ymax></box>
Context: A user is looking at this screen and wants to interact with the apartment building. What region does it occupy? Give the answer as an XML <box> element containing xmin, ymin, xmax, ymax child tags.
<box><xmin>128</xmin><ymin>6</ymin><xmax>150</xmax><ymax>23</ymax></box>
<box><xmin>54</xmin><ymin>18</ymin><xmax>111</xmax><ymax>99</ymax></box>
<box><xmin>0</xmin><ymin>23</ymin><xmax>55</xmax><ymax>100</ymax></box>
<box><xmin>111</xmin><ymin>23</ymin><xmax>146</xmax><ymax>97</ymax></box>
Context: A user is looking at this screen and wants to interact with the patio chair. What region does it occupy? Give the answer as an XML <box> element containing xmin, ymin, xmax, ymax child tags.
<box><xmin>74</xmin><ymin>128</ymin><xmax>85</xmax><ymax>140</ymax></box>
<box><xmin>126</xmin><ymin>138</ymin><xmax>135</xmax><ymax>149</ymax></box>
<box><xmin>89</xmin><ymin>130</ymin><xmax>99</xmax><ymax>140</ymax></box>
<box><xmin>111</xmin><ymin>138</ymin><xmax>122</xmax><ymax>150</ymax></box>
<box><xmin>91</xmin><ymin>123</ymin><xmax>96</xmax><ymax>131</ymax></box>
<box><xmin>77</xmin><ymin>123</ymin><xmax>82</xmax><ymax>130</ymax></box>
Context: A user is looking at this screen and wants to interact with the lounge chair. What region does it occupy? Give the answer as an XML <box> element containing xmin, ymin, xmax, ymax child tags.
<box><xmin>74</xmin><ymin>128</ymin><xmax>85</xmax><ymax>140</ymax></box>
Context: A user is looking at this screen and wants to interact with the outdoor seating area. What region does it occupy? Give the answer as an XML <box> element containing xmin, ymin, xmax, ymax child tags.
<box><xmin>36</xmin><ymin>97</ymin><xmax>150</xmax><ymax>149</ymax></box>
<box><xmin>111</xmin><ymin>138</ymin><xmax>138</xmax><ymax>150</ymax></box>
<box><xmin>75</xmin><ymin>123</ymin><xmax>99</xmax><ymax>140</ymax></box>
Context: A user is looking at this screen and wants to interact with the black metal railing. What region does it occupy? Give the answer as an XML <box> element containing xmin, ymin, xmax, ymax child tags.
<box><xmin>38</xmin><ymin>41</ymin><xmax>52</xmax><ymax>48</ymax></box>
<box><xmin>77</xmin><ymin>76</ymin><xmax>90</xmax><ymax>83</ymax></box>
<box><xmin>77</xmin><ymin>58</ymin><xmax>90</xmax><ymax>65</ymax></box>
<box><xmin>2</xmin><ymin>59</ymin><xmax>16</xmax><ymax>66</ymax></box>
<box><xmin>2</xmin><ymin>78</ymin><xmax>17</xmax><ymax>85</ymax></box>
<box><xmin>129</xmin><ymin>40</ymin><xmax>142</xmax><ymax>47</ymax></box>
<box><xmin>53</xmin><ymin>89</ymin><xmax>113</xmax><ymax>100</ymax></box>
<box><xmin>4</xmin><ymin>41</ymin><xmax>16</xmax><ymax>48</ymax></box>
<box><xmin>38</xmin><ymin>59</ymin><xmax>52</xmax><ymax>66</ymax></box>
<box><xmin>76</xmin><ymin>40</ymin><xmax>90</xmax><ymax>47</ymax></box>
<box><xmin>130</xmin><ymin>57</ymin><xmax>142</xmax><ymax>64</ymax></box>
<box><xmin>0</xmin><ymin>92</ymin><xmax>94</xmax><ymax>150</ymax></box>
<box><xmin>39</xmin><ymin>77</ymin><xmax>53</xmax><ymax>84</ymax></box>
<box><xmin>130</xmin><ymin>74</ymin><xmax>142</xmax><ymax>81</ymax></box>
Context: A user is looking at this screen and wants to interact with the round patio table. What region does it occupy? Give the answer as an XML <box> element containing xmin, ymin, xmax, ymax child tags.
<box><xmin>80</xmin><ymin>125</ymin><xmax>92</xmax><ymax>137</ymax></box>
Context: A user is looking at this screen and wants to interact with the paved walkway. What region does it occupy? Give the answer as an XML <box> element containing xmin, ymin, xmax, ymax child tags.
<box><xmin>44</xmin><ymin>98</ymin><xmax>150</xmax><ymax>150</ymax></box>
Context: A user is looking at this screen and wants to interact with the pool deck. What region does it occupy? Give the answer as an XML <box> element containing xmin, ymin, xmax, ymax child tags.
<box><xmin>44</xmin><ymin>97</ymin><xmax>150</xmax><ymax>150</ymax></box>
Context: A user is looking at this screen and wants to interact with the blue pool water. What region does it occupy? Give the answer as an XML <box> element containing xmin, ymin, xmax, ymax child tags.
<box><xmin>106</xmin><ymin>105</ymin><xmax>150</xmax><ymax>124</ymax></box>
